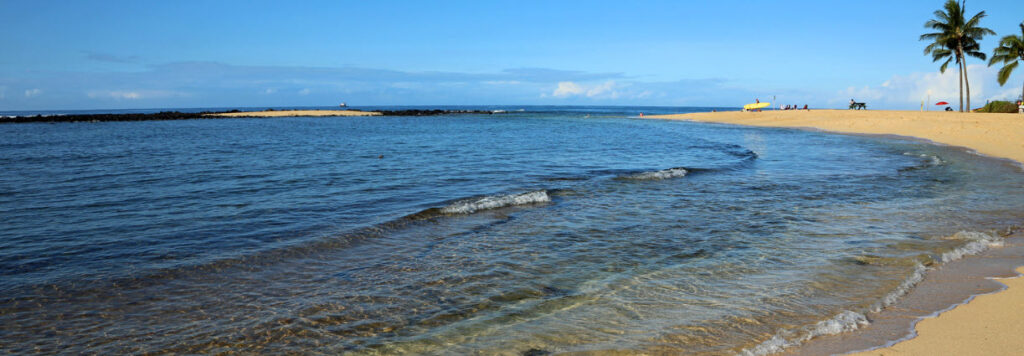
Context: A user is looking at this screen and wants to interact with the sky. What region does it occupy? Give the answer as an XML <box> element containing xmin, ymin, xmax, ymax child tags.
<box><xmin>2</xmin><ymin>0</ymin><xmax>1023</xmax><ymax>111</ymax></box>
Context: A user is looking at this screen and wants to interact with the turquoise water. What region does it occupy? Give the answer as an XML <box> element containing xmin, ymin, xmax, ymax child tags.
<box><xmin>2</xmin><ymin>107</ymin><xmax>1023</xmax><ymax>354</ymax></box>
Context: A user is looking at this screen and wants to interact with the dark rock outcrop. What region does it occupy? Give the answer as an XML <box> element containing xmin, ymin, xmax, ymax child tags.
<box><xmin>1</xmin><ymin>108</ymin><xmax>497</xmax><ymax>124</ymax></box>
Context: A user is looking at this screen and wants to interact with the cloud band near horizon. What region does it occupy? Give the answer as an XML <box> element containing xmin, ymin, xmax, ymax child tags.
<box><xmin>0</xmin><ymin>61</ymin><xmax>1019</xmax><ymax>111</ymax></box>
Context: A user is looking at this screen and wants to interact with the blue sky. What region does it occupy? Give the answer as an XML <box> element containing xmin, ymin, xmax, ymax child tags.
<box><xmin>2</xmin><ymin>0</ymin><xmax>1023</xmax><ymax>111</ymax></box>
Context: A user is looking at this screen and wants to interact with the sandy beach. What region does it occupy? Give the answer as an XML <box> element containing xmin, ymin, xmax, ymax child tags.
<box><xmin>205</xmin><ymin>109</ymin><xmax>382</xmax><ymax>117</ymax></box>
<box><xmin>650</xmin><ymin>109</ymin><xmax>1024</xmax><ymax>355</ymax></box>
<box><xmin>649</xmin><ymin>110</ymin><xmax>1024</xmax><ymax>164</ymax></box>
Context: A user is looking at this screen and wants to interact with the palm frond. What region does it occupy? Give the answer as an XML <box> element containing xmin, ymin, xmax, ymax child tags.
<box><xmin>965</xmin><ymin>49</ymin><xmax>986</xmax><ymax>61</ymax></box>
<box><xmin>923</xmin><ymin>41</ymin><xmax>946</xmax><ymax>55</ymax></box>
<box><xmin>920</xmin><ymin>32</ymin><xmax>944</xmax><ymax>41</ymax></box>
<box><xmin>932</xmin><ymin>48</ymin><xmax>953</xmax><ymax>62</ymax></box>
<box><xmin>989</xmin><ymin>52</ymin><xmax>1010</xmax><ymax>66</ymax></box>
<box><xmin>996</xmin><ymin>61</ymin><xmax>1018</xmax><ymax>86</ymax></box>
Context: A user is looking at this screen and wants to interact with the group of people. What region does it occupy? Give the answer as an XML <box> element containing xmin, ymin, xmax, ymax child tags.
<box><xmin>751</xmin><ymin>99</ymin><xmax>809</xmax><ymax>111</ymax></box>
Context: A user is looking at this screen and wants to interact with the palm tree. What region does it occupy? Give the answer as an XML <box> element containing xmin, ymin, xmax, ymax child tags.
<box><xmin>921</xmin><ymin>0</ymin><xmax>994</xmax><ymax>112</ymax></box>
<box><xmin>989</xmin><ymin>22</ymin><xmax>1024</xmax><ymax>104</ymax></box>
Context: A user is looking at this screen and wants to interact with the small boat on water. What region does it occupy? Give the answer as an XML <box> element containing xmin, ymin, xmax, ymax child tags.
<box><xmin>339</xmin><ymin>102</ymin><xmax>347</xmax><ymax>108</ymax></box>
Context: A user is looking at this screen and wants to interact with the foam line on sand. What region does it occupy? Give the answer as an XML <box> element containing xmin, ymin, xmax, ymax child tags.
<box><xmin>849</xmin><ymin>267</ymin><xmax>1024</xmax><ymax>356</ymax></box>
<box><xmin>649</xmin><ymin>109</ymin><xmax>1024</xmax><ymax>355</ymax></box>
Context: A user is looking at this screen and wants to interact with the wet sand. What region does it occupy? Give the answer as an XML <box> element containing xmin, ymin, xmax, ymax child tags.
<box><xmin>649</xmin><ymin>109</ymin><xmax>1024</xmax><ymax>355</ymax></box>
<box><xmin>850</xmin><ymin>267</ymin><xmax>1024</xmax><ymax>355</ymax></box>
<box><xmin>206</xmin><ymin>110</ymin><xmax>382</xmax><ymax>117</ymax></box>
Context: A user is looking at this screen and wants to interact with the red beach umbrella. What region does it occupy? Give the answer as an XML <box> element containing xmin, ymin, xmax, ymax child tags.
<box><xmin>935</xmin><ymin>101</ymin><xmax>949</xmax><ymax>105</ymax></box>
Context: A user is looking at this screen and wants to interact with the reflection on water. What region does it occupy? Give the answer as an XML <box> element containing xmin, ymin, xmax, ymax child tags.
<box><xmin>1</xmin><ymin>110</ymin><xmax>1023</xmax><ymax>354</ymax></box>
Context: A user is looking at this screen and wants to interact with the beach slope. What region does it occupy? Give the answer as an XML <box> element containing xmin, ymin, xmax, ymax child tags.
<box><xmin>851</xmin><ymin>267</ymin><xmax>1024</xmax><ymax>356</ymax></box>
<box><xmin>648</xmin><ymin>110</ymin><xmax>1024</xmax><ymax>164</ymax></box>
<box><xmin>649</xmin><ymin>109</ymin><xmax>1024</xmax><ymax>355</ymax></box>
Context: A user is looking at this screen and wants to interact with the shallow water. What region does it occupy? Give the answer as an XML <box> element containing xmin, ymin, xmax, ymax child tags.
<box><xmin>1</xmin><ymin>107</ymin><xmax>1023</xmax><ymax>354</ymax></box>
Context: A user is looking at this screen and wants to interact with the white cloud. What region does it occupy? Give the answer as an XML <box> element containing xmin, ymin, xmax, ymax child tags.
<box><xmin>551</xmin><ymin>81</ymin><xmax>624</xmax><ymax>99</ymax></box>
<box><xmin>87</xmin><ymin>90</ymin><xmax>141</xmax><ymax>99</ymax></box>
<box><xmin>836</xmin><ymin>64</ymin><xmax>1021</xmax><ymax>109</ymax></box>
<box><xmin>263</xmin><ymin>88</ymin><xmax>276</xmax><ymax>94</ymax></box>
<box><xmin>24</xmin><ymin>88</ymin><xmax>42</xmax><ymax>98</ymax></box>
<box><xmin>586</xmin><ymin>81</ymin><xmax>619</xmax><ymax>98</ymax></box>
<box><xmin>552</xmin><ymin>81</ymin><xmax>584</xmax><ymax>97</ymax></box>
<box><xmin>483</xmin><ymin>80</ymin><xmax>522</xmax><ymax>85</ymax></box>
<box><xmin>86</xmin><ymin>89</ymin><xmax>186</xmax><ymax>100</ymax></box>
<box><xmin>298</xmin><ymin>88</ymin><xmax>311</xmax><ymax>95</ymax></box>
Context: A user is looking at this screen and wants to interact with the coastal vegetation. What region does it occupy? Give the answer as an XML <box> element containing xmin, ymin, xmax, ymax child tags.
<box><xmin>989</xmin><ymin>22</ymin><xmax>1024</xmax><ymax>103</ymax></box>
<box><xmin>921</xmin><ymin>0</ymin><xmax>994</xmax><ymax>112</ymax></box>
<box><xmin>974</xmin><ymin>100</ymin><xmax>1018</xmax><ymax>113</ymax></box>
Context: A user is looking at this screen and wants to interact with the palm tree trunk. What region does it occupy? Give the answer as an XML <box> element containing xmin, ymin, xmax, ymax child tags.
<box><xmin>958</xmin><ymin>57</ymin><xmax>965</xmax><ymax>112</ymax></box>
<box><xmin>955</xmin><ymin>43</ymin><xmax>966</xmax><ymax>112</ymax></box>
<box><xmin>963</xmin><ymin>55</ymin><xmax>972</xmax><ymax>112</ymax></box>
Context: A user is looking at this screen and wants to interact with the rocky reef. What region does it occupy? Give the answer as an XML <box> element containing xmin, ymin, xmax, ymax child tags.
<box><xmin>1</xmin><ymin>109</ymin><xmax>497</xmax><ymax>124</ymax></box>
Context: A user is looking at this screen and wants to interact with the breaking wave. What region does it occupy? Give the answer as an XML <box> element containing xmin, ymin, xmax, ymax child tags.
<box><xmin>742</xmin><ymin>230</ymin><xmax>1006</xmax><ymax>355</ymax></box>
<box><xmin>872</xmin><ymin>263</ymin><xmax>928</xmax><ymax>313</ymax></box>
<box><xmin>440</xmin><ymin>190</ymin><xmax>551</xmax><ymax>214</ymax></box>
<box><xmin>903</xmin><ymin>152</ymin><xmax>945</xmax><ymax>167</ymax></box>
<box><xmin>741</xmin><ymin>310</ymin><xmax>869</xmax><ymax>356</ymax></box>
<box><xmin>940</xmin><ymin>231</ymin><xmax>1003</xmax><ymax>263</ymax></box>
<box><xmin>898</xmin><ymin>152</ymin><xmax>946</xmax><ymax>172</ymax></box>
<box><xmin>620</xmin><ymin>167</ymin><xmax>689</xmax><ymax>180</ymax></box>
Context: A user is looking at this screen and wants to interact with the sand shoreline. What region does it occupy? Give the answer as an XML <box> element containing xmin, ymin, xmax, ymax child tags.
<box><xmin>648</xmin><ymin>110</ymin><xmax>1024</xmax><ymax>164</ymax></box>
<box><xmin>648</xmin><ymin>109</ymin><xmax>1024</xmax><ymax>355</ymax></box>
<box><xmin>205</xmin><ymin>109</ymin><xmax>382</xmax><ymax>117</ymax></box>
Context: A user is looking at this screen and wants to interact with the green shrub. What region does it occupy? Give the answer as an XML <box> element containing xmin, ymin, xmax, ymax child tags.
<box><xmin>975</xmin><ymin>101</ymin><xmax>1019</xmax><ymax>113</ymax></box>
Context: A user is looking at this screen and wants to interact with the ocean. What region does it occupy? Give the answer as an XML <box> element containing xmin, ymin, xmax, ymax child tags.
<box><xmin>2</xmin><ymin>106</ymin><xmax>1023</xmax><ymax>354</ymax></box>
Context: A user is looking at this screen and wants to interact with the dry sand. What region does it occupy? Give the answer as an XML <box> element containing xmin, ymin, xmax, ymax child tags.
<box><xmin>206</xmin><ymin>110</ymin><xmax>382</xmax><ymax>117</ymax></box>
<box><xmin>649</xmin><ymin>109</ymin><xmax>1024</xmax><ymax>355</ymax></box>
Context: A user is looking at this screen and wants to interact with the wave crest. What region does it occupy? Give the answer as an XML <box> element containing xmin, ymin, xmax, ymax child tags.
<box><xmin>621</xmin><ymin>167</ymin><xmax>688</xmax><ymax>180</ymax></box>
<box><xmin>872</xmin><ymin>263</ymin><xmax>928</xmax><ymax>313</ymax></box>
<box><xmin>741</xmin><ymin>311</ymin><xmax>869</xmax><ymax>355</ymax></box>
<box><xmin>903</xmin><ymin>152</ymin><xmax>945</xmax><ymax>166</ymax></box>
<box><xmin>744</xmin><ymin>230</ymin><xmax>1007</xmax><ymax>355</ymax></box>
<box><xmin>440</xmin><ymin>190</ymin><xmax>551</xmax><ymax>214</ymax></box>
<box><xmin>941</xmin><ymin>231</ymin><xmax>1003</xmax><ymax>263</ymax></box>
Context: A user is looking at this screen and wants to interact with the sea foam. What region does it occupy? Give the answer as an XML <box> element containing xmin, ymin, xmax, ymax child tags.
<box><xmin>903</xmin><ymin>152</ymin><xmax>945</xmax><ymax>167</ymax></box>
<box><xmin>741</xmin><ymin>311</ymin><xmax>869</xmax><ymax>356</ymax></box>
<box><xmin>743</xmin><ymin>230</ymin><xmax>1006</xmax><ymax>355</ymax></box>
<box><xmin>940</xmin><ymin>231</ymin><xmax>1003</xmax><ymax>263</ymax></box>
<box><xmin>622</xmin><ymin>167</ymin><xmax>688</xmax><ymax>180</ymax></box>
<box><xmin>440</xmin><ymin>190</ymin><xmax>550</xmax><ymax>214</ymax></box>
<box><xmin>872</xmin><ymin>263</ymin><xmax>928</xmax><ymax>313</ymax></box>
